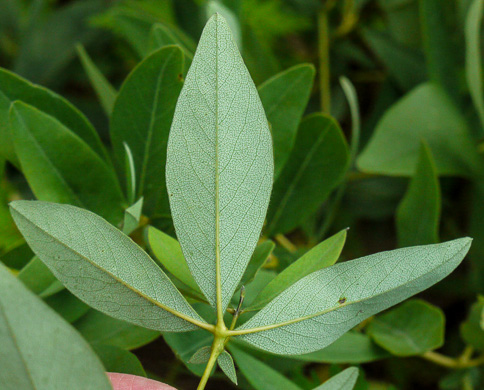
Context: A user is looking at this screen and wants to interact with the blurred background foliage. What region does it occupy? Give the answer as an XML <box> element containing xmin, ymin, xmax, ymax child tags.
<box><xmin>1</xmin><ymin>0</ymin><xmax>484</xmax><ymax>389</ymax></box>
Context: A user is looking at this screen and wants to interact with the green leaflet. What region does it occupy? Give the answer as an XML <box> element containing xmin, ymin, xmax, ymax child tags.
<box><xmin>111</xmin><ymin>46</ymin><xmax>184</xmax><ymax>216</ymax></box>
<box><xmin>123</xmin><ymin>142</ymin><xmax>137</xmax><ymax>205</ymax></box>
<box><xmin>148</xmin><ymin>23</ymin><xmax>194</xmax><ymax>72</ymax></box>
<box><xmin>396</xmin><ymin>142</ymin><xmax>441</xmax><ymax>247</ymax></box>
<box><xmin>293</xmin><ymin>331</ymin><xmax>389</xmax><ymax>364</ymax></box>
<box><xmin>460</xmin><ymin>296</ymin><xmax>484</xmax><ymax>351</ymax></box>
<box><xmin>367</xmin><ymin>299</ymin><xmax>445</xmax><ymax>356</ymax></box>
<box><xmin>93</xmin><ymin>344</ymin><xmax>146</xmax><ymax>377</ymax></box>
<box><xmin>259</xmin><ymin>64</ymin><xmax>315</xmax><ymax>178</ymax></box>
<box><xmin>466</xmin><ymin>0</ymin><xmax>484</xmax><ymax>133</ymax></box>
<box><xmin>188</xmin><ymin>346</ymin><xmax>212</xmax><ymax>364</ymax></box>
<box><xmin>10</xmin><ymin>200</ymin><xmax>208</xmax><ymax>333</ymax></box>
<box><xmin>234</xmin><ymin>238</ymin><xmax>471</xmax><ymax>355</ymax></box>
<box><xmin>0</xmin><ymin>263</ymin><xmax>112</xmax><ymax>390</ymax></box>
<box><xmin>166</xmin><ymin>14</ymin><xmax>273</xmax><ymax>311</ymax></box>
<box><xmin>164</xmin><ymin>328</ymin><xmax>212</xmax><ymax>376</ymax></box>
<box><xmin>239</xmin><ymin>240</ymin><xmax>275</xmax><ymax>287</ymax></box>
<box><xmin>44</xmin><ymin>290</ymin><xmax>90</xmax><ymax>323</ymax></box>
<box><xmin>122</xmin><ymin>197</ymin><xmax>144</xmax><ymax>235</ymax></box>
<box><xmin>0</xmin><ymin>243</ymin><xmax>33</xmax><ymax>270</ymax></box>
<box><xmin>13</xmin><ymin>1</ymin><xmax>106</xmax><ymax>86</ymax></box>
<box><xmin>248</xmin><ymin>229</ymin><xmax>346</xmax><ymax>311</ymax></box>
<box><xmin>217</xmin><ymin>350</ymin><xmax>238</xmax><ymax>385</ymax></box>
<box><xmin>229</xmin><ymin>345</ymin><xmax>302</xmax><ymax>390</ymax></box>
<box><xmin>17</xmin><ymin>256</ymin><xmax>59</xmax><ymax>296</ymax></box>
<box><xmin>363</xmin><ymin>29</ymin><xmax>426</xmax><ymax>91</ymax></box>
<box><xmin>420</xmin><ymin>0</ymin><xmax>460</xmax><ymax>100</ymax></box>
<box><xmin>313</xmin><ymin>367</ymin><xmax>359</xmax><ymax>390</ymax></box>
<box><xmin>206</xmin><ymin>1</ymin><xmax>242</xmax><ymax>49</ymax></box>
<box><xmin>147</xmin><ymin>225</ymin><xmax>200</xmax><ymax>292</ymax></box>
<box><xmin>357</xmin><ymin>83</ymin><xmax>482</xmax><ymax>177</ymax></box>
<box><xmin>266</xmin><ymin>114</ymin><xmax>349</xmax><ymax>236</ymax></box>
<box><xmin>0</xmin><ymin>67</ymin><xmax>107</xmax><ymax>166</ymax></box>
<box><xmin>74</xmin><ymin>309</ymin><xmax>160</xmax><ymax>350</ymax></box>
<box><xmin>9</xmin><ymin>102</ymin><xmax>125</xmax><ymax>224</ymax></box>
<box><xmin>76</xmin><ymin>44</ymin><xmax>117</xmax><ymax>116</ymax></box>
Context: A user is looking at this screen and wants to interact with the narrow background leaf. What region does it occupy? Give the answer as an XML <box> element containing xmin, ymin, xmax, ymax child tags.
<box><xmin>396</xmin><ymin>142</ymin><xmax>441</xmax><ymax>247</ymax></box>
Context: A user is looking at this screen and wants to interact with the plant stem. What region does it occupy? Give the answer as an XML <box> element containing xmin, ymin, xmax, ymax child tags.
<box><xmin>422</xmin><ymin>351</ymin><xmax>484</xmax><ymax>369</ymax></box>
<box><xmin>197</xmin><ymin>336</ymin><xmax>226</xmax><ymax>390</ymax></box>
<box><xmin>275</xmin><ymin>234</ymin><xmax>297</xmax><ymax>253</ymax></box>
<box><xmin>318</xmin><ymin>7</ymin><xmax>331</xmax><ymax>114</ymax></box>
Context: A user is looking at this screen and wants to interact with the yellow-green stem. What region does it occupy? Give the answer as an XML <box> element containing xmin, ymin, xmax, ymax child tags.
<box><xmin>422</xmin><ymin>351</ymin><xmax>484</xmax><ymax>369</ymax></box>
<box><xmin>197</xmin><ymin>335</ymin><xmax>226</xmax><ymax>390</ymax></box>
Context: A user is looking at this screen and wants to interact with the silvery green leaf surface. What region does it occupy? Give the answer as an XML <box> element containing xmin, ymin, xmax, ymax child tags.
<box><xmin>0</xmin><ymin>67</ymin><xmax>107</xmax><ymax>166</ymax></box>
<box><xmin>313</xmin><ymin>367</ymin><xmax>359</xmax><ymax>390</ymax></box>
<box><xmin>166</xmin><ymin>14</ymin><xmax>273</xmax><ymax>311</ymax></box>
<box><xmin>0</xmin><ymin>263</ymin><xmax>112</xmax><ymax>390</ymax></box>
<box><xmin>76</xmin><ymin>44</ymin><xmax>117</xmax><ymax>116</ymax></box>
<box><xmin>206</xmin><ymin>1</ymin><xmax>242</xmax><ymax>49</ymax></box>
<box><xmin>248</xmin><ymin>229</ymin><xmax>346</xmax><ymax>311</ymax></box>
<box><xmin>217</xmin><ymin>350</ymin><xmax>237</xmax><ymax>385</ymax></box>
<box><xmin>111</xmin><ymin>46</ymin><xmax>184</xmax><ymax>216</ymax></box>
<box><xmin>122</xmin><ymin>197</ymin><xmax>144</xmax><ymax>235</ymax></box>
<box><xmin>258</xmin><ymin>64</ymin><xmax>315</xmax><ymax>178</ymax></box>
<box><xmin>188</xmin><ymin>346</ymin><xmax>212</xmax><ymax>364</ymax></box>
<box><xmin>10</xmin><ymin>200</ymin><xmax>208</xmax><ymax>333</ymax></box>
<box><xmin>235</xmin><ymin>238</ymin><xmax>471</xmax><ymax>355</ymax></box>
<box><xmin>396</xmin><ymin>142</ymin><xmax>441</xmax><ymax>247</ymax></box>
<box><xmin>9</xmin><ymin>101</ymin><xmax>125</xmax><ymax>224</ymax></box>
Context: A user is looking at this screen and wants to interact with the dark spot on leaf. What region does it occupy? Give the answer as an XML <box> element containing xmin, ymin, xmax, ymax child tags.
<box><xmin>338</xmin><ymin>297</ymin><xmax>346</xmax><ymax>304</ymax></box>
<box><xmin>178</xmin><ymin>73</ymin><xmax>184</xmax><ymax>81</ymax></box>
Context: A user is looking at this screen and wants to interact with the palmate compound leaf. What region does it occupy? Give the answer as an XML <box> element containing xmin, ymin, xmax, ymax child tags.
<box><xmin>233</xmin><ymin>238</ymin><xmax>471</xmax><ymax>355</ymax></box>
<box><xmin>9</xmin><ymin>200</ymin><xmax>210</xmax><ymax>333</ymax></box>
<box><xmin>0</xmin><ymin>263</ymin><xmax>112</xmax><ymax>390</ymax></box>
<box><xmin>166</xmin><ymin>14</ymin><xmax>273</xmax><ymax>312</ymax></box>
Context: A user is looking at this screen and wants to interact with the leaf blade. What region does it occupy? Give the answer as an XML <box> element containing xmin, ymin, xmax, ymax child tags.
<box><xmin>234</xmin><ymin>238</ymin><xmax>471</xmax><ymax>355</ymax></box>
<box><xmin>110</xmin><ymin>46</ymin><xmax>185</xmax><ymax>216</ymax></box>
<box><xmin>313</xmin><ymin>367</ymin><xmax>359</xmax><ymax>390</ymax></box>
<box><xmin>9</xmin><ymin>102</ymin><xmax>125</xmax><ymax>224</ymax></box>
<box><xmin>396</xmin><ymin>142</ymin><xmax>441</xmax><ymax>247</ymax></box>
<box><xmin>248</xmin><ymin>229</ymin><xmax>346</xmax><ymax>311</ymax></box>
<box><xmin>0</xmin><ymin>263</ymin><xmax>112</xmax><ymax>390</ymax></box>
<box><xmin>10</xmin><ymin>200</ymin><xmax>208</xmax><ymax>333</ymax></box>
<box><xmin>367</xmin><ymin>299</ymin><xmax>445</xmax><ymax>356</ymax></box>
<box><xmin>258</xmin><ymin>64</ymin><xmax>315</xmax><ymax>177</ymax></box>
<box><xmin>266</xmin><ymin>114</ymin><xmax>349</xmax><ymax>235</ymax></box>
<box><xmin>166</xmin><ymin>14</ymin><xmax>273</xmax><ymax>311</ymax></box>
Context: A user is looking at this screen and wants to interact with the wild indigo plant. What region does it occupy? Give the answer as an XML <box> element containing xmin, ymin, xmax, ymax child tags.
<box><xmin>7</xmin><ymin>14</ymin><xmax>472</xmax><ymax>390</ymax></box>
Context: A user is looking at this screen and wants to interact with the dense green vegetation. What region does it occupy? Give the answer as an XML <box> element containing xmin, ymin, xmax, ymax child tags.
<box><xmin>0</xmin><ymin>1</ymin><xmax>484</xmax><ymax>389</ymax></box>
